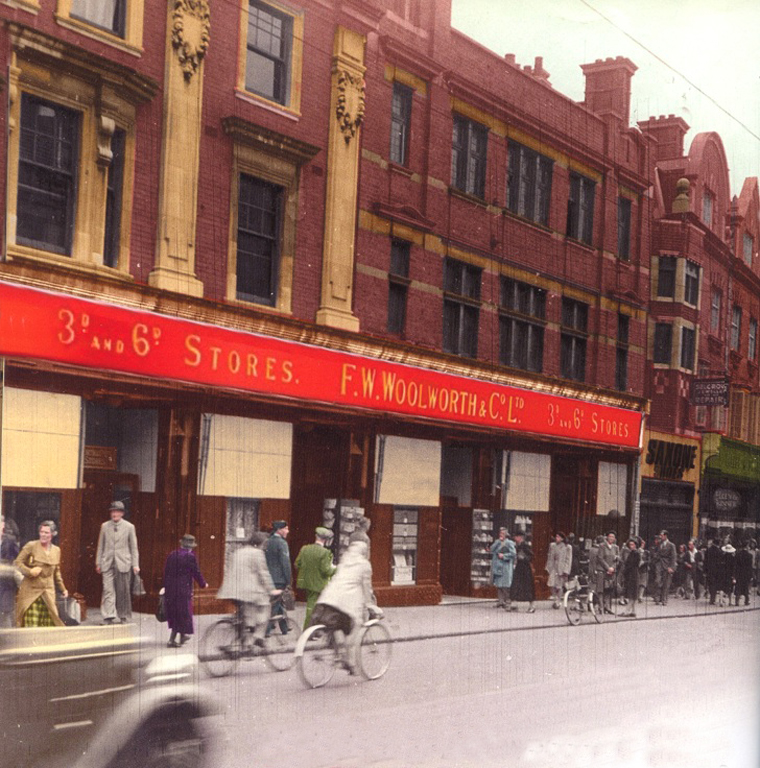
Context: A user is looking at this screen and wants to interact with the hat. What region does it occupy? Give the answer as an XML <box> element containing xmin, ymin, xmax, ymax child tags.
<box><xmin>180</xmin><ymin>534</ymin><xmax>197</xmax><ymax>549</ymax></box>
<box><xmin>315</xmin><ymin>526</ymin><xmax>333</xmax><ymax>539</ymax></box>
<box><xmin>513</xmin><ymin>529</ymin><xmax>525</xmax><ymax>538</ymax></box>
<box><xmin>722</xmin><ymin>544</ymin><xmax>736</xmax><ymax>554</ymax></box>
<box><xmin>109</xmin><ymin>501</ymin><xmax>125</xmax><ymax>512</ymax></box>
<box><xmin>271</xmin><ymin>520</ymin><xmax>288</xmax><ymax>532</ymax></box>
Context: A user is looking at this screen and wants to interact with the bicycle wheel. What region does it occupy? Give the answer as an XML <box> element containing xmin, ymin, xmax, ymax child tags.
<box><xmin>563</xmin><ymin>589</ymin><xmax>583</xmax><ymax>626</ymax></box>
<box><xmin>296</xmin><ymin>625</ymin><xmax>337</xmax><ymax>688</ymax></box>
<box><xmin>358</xmin><ymin>622</ymin><xmax>392</xmax><ymax>680</ymax></box>
<box><xmin>263</xmin><ymin>615</ymin><xmax>298</xmax><ymax>672</ymax></box>
<box><xmin>590</xmin><ymin>591</ymin><xmax>604</xmax><ymax>623</ymax></box>
<box><xmin>199</xmin><ymin>619</ymin><xmax>242</xmax><ymax>677</ymax></box>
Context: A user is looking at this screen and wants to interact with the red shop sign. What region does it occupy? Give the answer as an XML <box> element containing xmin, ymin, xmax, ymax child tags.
<box><xmin>0</xmin><ymin>281</ymin><xmax>642</xmax><ymax>448</ymax></box>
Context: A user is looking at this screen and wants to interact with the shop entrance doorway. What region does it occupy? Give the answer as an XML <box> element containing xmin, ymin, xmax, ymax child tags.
<box><xmin>80</xmin><ymin>471</ymin><xmax>139</xmax><ymax>608</ymax></box>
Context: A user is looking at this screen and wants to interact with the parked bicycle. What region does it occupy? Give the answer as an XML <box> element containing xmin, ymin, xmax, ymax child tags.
<box><xmin>294</xmin><ymin>608</ymin><xmax>391</xmax><ymax>688</ymax></box>
<box><xmin>563</xmin><ymin>575</ymin><xmax>604</xmax><ymax>625</ymax></box>
<box><xmin>199</xmin><ymin>601</ymin><xmax>298</xmax><ymax>677</ymax></box>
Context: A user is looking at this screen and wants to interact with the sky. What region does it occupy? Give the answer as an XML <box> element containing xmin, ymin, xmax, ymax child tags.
<box><xmin>451</xmin><ymin>0</ymin><xmax>760</xmax><ymax>197</ymax></box>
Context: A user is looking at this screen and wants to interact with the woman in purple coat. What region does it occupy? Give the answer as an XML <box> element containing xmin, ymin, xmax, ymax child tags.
<box><xmin>163</xmin><ymin>534</ymin><xmax>207</xmax><ymax>647</ymax></box>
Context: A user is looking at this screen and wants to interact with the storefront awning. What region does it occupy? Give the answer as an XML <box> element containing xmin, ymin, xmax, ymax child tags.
<box><xmin>0</xmin><ymin>280</ymin><xmax>643</xmax><ymax>449</ymax></box>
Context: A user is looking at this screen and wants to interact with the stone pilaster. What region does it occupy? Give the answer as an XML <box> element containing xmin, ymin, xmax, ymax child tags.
<box><xmin>315</xmin><ymin>27</ymin><xmax>365</xmax><ymax>331</ymax></box>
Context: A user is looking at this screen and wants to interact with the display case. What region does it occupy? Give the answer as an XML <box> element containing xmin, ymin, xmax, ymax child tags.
<box><xmin>391</xmin><ymin>506</ymin><xmax>418</xmax><ymax>585</ymax></box>
<box><xmin>471</xmin><ymin>508</ymin><xmax>494</xmax><ymax>588</ymax></box>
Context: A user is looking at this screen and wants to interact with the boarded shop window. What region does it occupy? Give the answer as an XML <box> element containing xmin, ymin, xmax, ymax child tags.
<box><xmin>500</xmin><ymin>451</ymin><xmax>550</xmax><ymax>512</ymax></box>
<box><xmin>374</xmin><ymin>435</ymin><xmax>441</xmax><ymax>506</ymax></box>
<box><xmin>198</xmin><ymin>414</ymin><xmax>292</xmax><ymax>498</ymax></box>
<box><xmin>597</xmin><ymin>462</ymin><xmax>628</xmax><ymax>517</ymax></box>
<box><xmin>1</xmin><ymin>388</ymin><xmax>82</xmax><ymax>489</ymax></box>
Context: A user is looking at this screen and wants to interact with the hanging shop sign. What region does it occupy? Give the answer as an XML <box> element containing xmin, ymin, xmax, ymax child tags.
<box><xmin>0</xmin><ymin>281</ymin><xmax>643</xmax><ymax>448</ymax></box>
<box><xmin>712</xmin><ymin>488</ymin><xmax>741</xmax><ymax>513</ymax></box>
<box><xmin>690</xmin><ymin>378</ymin><xmax>729</xmax><ymax>406</ymax></box>
<box><xmin>644</xmin><ymin>439</ymin><xmax>698</xmax><ymax>480</ymax></box>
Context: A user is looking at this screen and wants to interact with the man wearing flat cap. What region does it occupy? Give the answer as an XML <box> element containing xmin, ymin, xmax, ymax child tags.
<box><xmin>265</xmin><ymin>521</ymin><xmax>291</xmax><ymax>633</ymax></box>
<box><xmin>295</xmin><ymin>526</ymin><xmax>337</xmax><ymax>629</ymax></box>
<box><xmin>95</xmin><ymin>500</ymin><xmax>140</xmax><ymax>624</ymax></box>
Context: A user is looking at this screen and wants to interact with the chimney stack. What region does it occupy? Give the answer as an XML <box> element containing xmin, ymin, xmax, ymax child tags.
<box><xmin>637</xmin><ymin>114</ymin><xmax>690</xmax><ymax>161</ymax></box>
<box><xmin>580</xmin><ymin>56</ymin><xmax>637</xmax><ymax>125</ymax></box>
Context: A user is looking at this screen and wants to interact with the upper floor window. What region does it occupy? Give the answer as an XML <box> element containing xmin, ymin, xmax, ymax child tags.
<box><xmin>71</xmin><ymin>0</ymin><xmax>125</xmax><ymax>37</ymax></box>
<box><xmin>617</xmin><ymin>196</ymin><xmax>632</xmax><ymax>260</ymax></box>
<box><xmin>17</xmin><ymin>95</ymin><xmax>79</xmax><ymax>255</ymax></box>
<box><xmin>680</xmin><ymin>326</ymin><xmax>696</xmax><ymax>370</ymax></box>
<box><xmin>451</xmin><ymin>115</ymin><xmax>487</xmax><ymax>199</ymax></box>
<box><xmin>684</xmin><ymin>260</ymin><xmax>700</xmax><ymax>306</ymax></box>
<box><xmin>616</xmin><ymin>313</ymin><xmax>629</xmax><ymax>390</ymax></box>
<box><xmin>731</xmin><ymin>305</ymin><xmax>742</xmax><ymax>351</ymax></box>
<box><xmin>657</xmin><ymin>255</ymin><xmax>677</xmax><ymax>299</ymax></box>
<box><xmin>560</xmin><ymin>298</ymin><xmax>588</xmax><ymax>381</ymax></box>
<box><xmin>103</xmin><ymin>129</ymin><xmax>126</xmax><ymax>269</ymax></box>
<box><xmin>388</xmin><ymin>239</ymin><xmax>411</xmax><ymax>335</ymax></box>
<box><xmin>749</xmin><ymin>317</ymin><xmax>757</xmax><ymax>361</ymax></box>
<box><xmin>236</xmin><ymin>174</ymin><xmax>283</xmax><ymax>306</ymax></box>
<box><xmin>246</xmin><ymin>0</ymin><xmax>293</xmax><ymax>106</ymax></box>
<box><xmin>710</xmin><ymin>287</ymin><xmax>722</xmax><ymax>333</ymax></box>
<box><xmin>499</xmin><ymin>278</ymin><xmax>546</xmax><ymax>373</ymax></box>
<box><xmin>443</xmin><ymin>258</ymin><xmax>481</xmax><ymax>357</ymax></box>
<box><xmin>653</xmin><ymin>322</ymin><xmax>672</xmax><ymax>365</ymax></box>
<box><xmin>743</xmin><ymin>233</ymin><xmax>754</xmax><ymax>267</ymax></box>
<box><xmin>566</xmin><ymin>172</ymin><xmax>595</xmax><ymax>245</ymax></box>
<box><xmin>506</xmin><ymin>143</ymin><xmax>552</xmax><ymax>226</ymax></box>
<box><xmin>390</xmin><ymin>82</ymin><xmax>413</xmax><ymax>166</ymax></box>
<box><xmin>702</xmin><ymin>191</ymin><xmax>714</xmax><ymax>227</ymax></box>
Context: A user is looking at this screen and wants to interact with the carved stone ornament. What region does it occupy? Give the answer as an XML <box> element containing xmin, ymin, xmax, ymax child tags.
<box><xmin>172</xmin><ymin>0</ymin><xmax>211</xmax><ymax>81</ymax></box>
<box><xmin>335</xmin><ymin>70</ymin><xmax>365</xmax><ymax>143</ymax></box>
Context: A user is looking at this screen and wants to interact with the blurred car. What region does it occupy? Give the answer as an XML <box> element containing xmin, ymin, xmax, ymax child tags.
<box><xmin>0</xmin><ymin>603</ymin><xmax>219</xmax><ymax>768</ymax></box>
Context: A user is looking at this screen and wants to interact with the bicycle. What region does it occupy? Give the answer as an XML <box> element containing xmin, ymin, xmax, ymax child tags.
<box><xmin>294</xmin><ymin>608</ymin><xmax>391</xmax><ymax>688</ymax></box>
<box><xmin>562</xmin><ymin>576</ymin><xmax>604</xmax><ymax>625</ymax></box>
<box><xmin>199</xmin><ymin>601</ymin><xmax>298</xmax><ymax>677</ymax></box>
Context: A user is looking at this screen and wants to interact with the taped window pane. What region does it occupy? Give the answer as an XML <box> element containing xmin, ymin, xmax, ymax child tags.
<box><xmin>375</xmin><ymin>435</ymin><xmax>441</xmax><ymax>506</ymax></box>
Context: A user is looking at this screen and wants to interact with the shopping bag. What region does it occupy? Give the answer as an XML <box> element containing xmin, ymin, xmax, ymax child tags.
<box><xmin>131</xmin><ymin>572</ymin><xmax>147</xmax><ymax>597</ymax></box>
<box><xmin>155</xmin><ymin>587</ymin><xmax>167</xmax><ymax>622</ymax></box>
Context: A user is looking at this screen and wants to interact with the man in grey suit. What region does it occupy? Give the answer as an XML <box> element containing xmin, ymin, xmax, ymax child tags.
<box><xmin>655</xmin><ymin>529</ymin><xmax>677</xmax><ymax>606</ymax></box>
<box><xmin>96</xmin><ymin>501</ymin><xmax>140</xmax><ymax>624</ymax></box>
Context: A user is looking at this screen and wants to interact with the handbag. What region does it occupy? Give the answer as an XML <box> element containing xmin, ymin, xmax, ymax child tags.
<box><xmin>131</xmin><ymin>572</ymin><xmax>147</xmax><ymax>597</ymax></box>
<box><xmin>281</xmin><ymin>585</ymin><xmax>295</xmax><ymax>611</ymax></box>
<box><xmin>155</xmin><ymin>587</ymin><xmax>167</xmax><ymax>622</ymax></box>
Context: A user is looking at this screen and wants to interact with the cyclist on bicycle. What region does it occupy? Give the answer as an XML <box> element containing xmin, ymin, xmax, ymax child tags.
<box><xmin>216</xmin><ymin>531</ymin><xmax>281</xmax><ymax>648</ymax></box>
<box><xmin>311</xmin><ymin>534</ymin><xmax>381</xmax><ymax>674</ymax></box>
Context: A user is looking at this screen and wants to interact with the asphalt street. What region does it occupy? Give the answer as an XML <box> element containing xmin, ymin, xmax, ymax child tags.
<box><xmin>163</xmin><ymin>600</ymin><xmax>760</xmax><ymax>768</ymax></box>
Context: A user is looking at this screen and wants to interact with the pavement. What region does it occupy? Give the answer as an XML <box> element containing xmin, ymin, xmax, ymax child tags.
<box><xmin>81</xmin><ymin>589</ymin><xmax>760</xmax><ymax>649</ymax></box>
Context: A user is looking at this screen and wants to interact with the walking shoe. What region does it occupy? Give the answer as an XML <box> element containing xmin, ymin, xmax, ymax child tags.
<box><xmin>527</xmin><ymin>606</ymin><xmax>536</xmax><ymax>613</ymax></box>
<box><xmin>167</xmin><ymin>640</ymin><xmax>180</xmax><ymax>648</ymax></box>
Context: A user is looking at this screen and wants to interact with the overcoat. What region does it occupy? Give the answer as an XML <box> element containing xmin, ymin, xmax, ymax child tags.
<box><xmin>265</xmin><ymin>533</ymin><xmax>291</xmax><ymax>588</ymax></box>
<box><xmin>490</xmin><ymin>538</ymin><xmax>516</xmax><ymax>588</ymax></box>
<box><xmin>546</xmin><ymin>541</ymin><xmax>572</xmax><ymax>588</ymax></box>
<box><xmin>295</xmin><ymin>543</ymin><xmax>336</xmax><ymax>592</ymax></box>
<box><xmin>317</xmin><ymin>542</ymin><xmax>372</xmax><ymax>629</ymax></box>
<box><xmin>14</xmin><ymin>540</ymin><xmax>67</xmax><ymax>627</ymax></box>
<box><xmin>511</xmin><ymin>541</ymin><xmax>535</xmax><ymax>602</ymax></box>
<box><xmin>217</xmin><ymin>546</ymin><xmax>273</xmax><ymax>606</ymax></box>
<box><xmin>163</xmin><ymin>548</ymin><xmax>207</xmax><ymax>635</ymax></box>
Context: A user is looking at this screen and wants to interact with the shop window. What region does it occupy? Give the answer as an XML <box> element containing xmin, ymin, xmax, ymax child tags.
<box><xmin>680</xmin><ymin>326</ymin><xmax>696</xmax><ymax>370</ymax></box>
<box><xmin>225</xmin><ymin>498</ymin><xmax>260</xmax><ymax>570</ymax></box>
<box><xmin>749</xmin><ymin>317</ymin><xmax>757</xmax><ymax>361</ymax></box>
<box><xmin>743</xmin><ymin>233</ymin><xmax>754</xmax><ymax>267</ymax></box>
<box><xmin>17</xmin><ymin>95</ymin><xmax>80</xmax><ymax>255</ymax></box>
<box><xmin>7</xmin><ymin>28</ymin><xmax>147</xmax><ymax>271</ymax></box>
<box><xmin>224</xmin><ymin>118</ymin><xmax>317</xmax><ymax>312</ymax></box>
<box><xmin>597</xmin><ymin>462</ymin><xmax>628</xmax><ymax>517</ymax></box>
<box><xmin>387</xmin><ymin>239</ymin><xmax>410</xmax><ymax>335</ymax></box>
<box><xmin>506</xmin><ymin>142</ymin><xmax>552</xmax><ymax>225</ymax></box>
<box><xmin>451</xmin><ymin>114</ymin><xmax>487</xmax><ymax>198</ymax></box>
<box><xmin>560</xmin><ymin>297</ymin><xmax>588</xmax><ymax>382</ymax></box>
<box><xmin>731</xmin><ymin>305</ymin><xmax>742</xmax><ymax>351</ymax></box>
<box><xmin>498</xmin><ymin>451</ymin><xmax>550</xmax><ymax>512</ymax></box>
<box><xmin>390</xmin><ymin>82</ymin><xmax>413</xmax><ymax>166</ymax></box>
<box><xmin>236</xmin><ymin>174</ymin><xmax>283</xmax><ymax>306</ymax></box>
<box><xmin>617</xmin><ymin>196</ymin><xmax>631</xmax><ymax>260</ymax></box>
<box><xmin>684</xmin><ymin>260</ymin><xmax>700</xmax><ymax>306</ymax></box>
<box><xmin>391</xmin><ymin>507</ymin><xmax>418</xmax><ymax>585</ymax></box>
<box><xmin>710</xmin><ymin>287</ymin><xmax>722</xmax><ymax>333</ymax></box>
<box><xmin>242</xmin><ymin>0</ymin><xmax>303</xmax><ymax>114</ymax></box>
<box><xmin>374</xmin><ymin>435</ymin><xmax>441</xmax><ymax>506</ymax></box>
<box><xmin>616</xmin><ymin>313</ymin><xmax>629</xmax><ymax>390</ymax></box>
<box><xmin>657</xmin><ymin>256</ymin><xmax>676</xmax><ymax>299</ymax></box>
<box><xmin>566</xmin><ymin>172</ymin><xmax>595</xmax><ymax>245</ymax></box>
<box><xmin>56</xmin><ymin>0</ymin><xmax>143</xmax><ymax>51</ymax></box>
<box><xmin>499</xmin><ymin>277</ymin><xmax>545</xmax><ymax>373</ymax></box>
<box><xmin>2</xmin><ymin>491</ymin><xmax>62</xmax><ymax>548</ymax></box>
<box><xmin>653</xmin><ymin>322</ymin><xmax>673</xmax><ymax>365</ymax></box>
<box><xmin>443</xmin><ymin>258</ymin><xmax>481</xmax><ymax>357</ymax></box>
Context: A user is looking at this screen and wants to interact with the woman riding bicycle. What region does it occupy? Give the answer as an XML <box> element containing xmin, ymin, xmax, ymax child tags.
<box><xmin>310</xmin><ymin>535</ymin><xmax>381</xmax><ymax>674</ymax></box>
